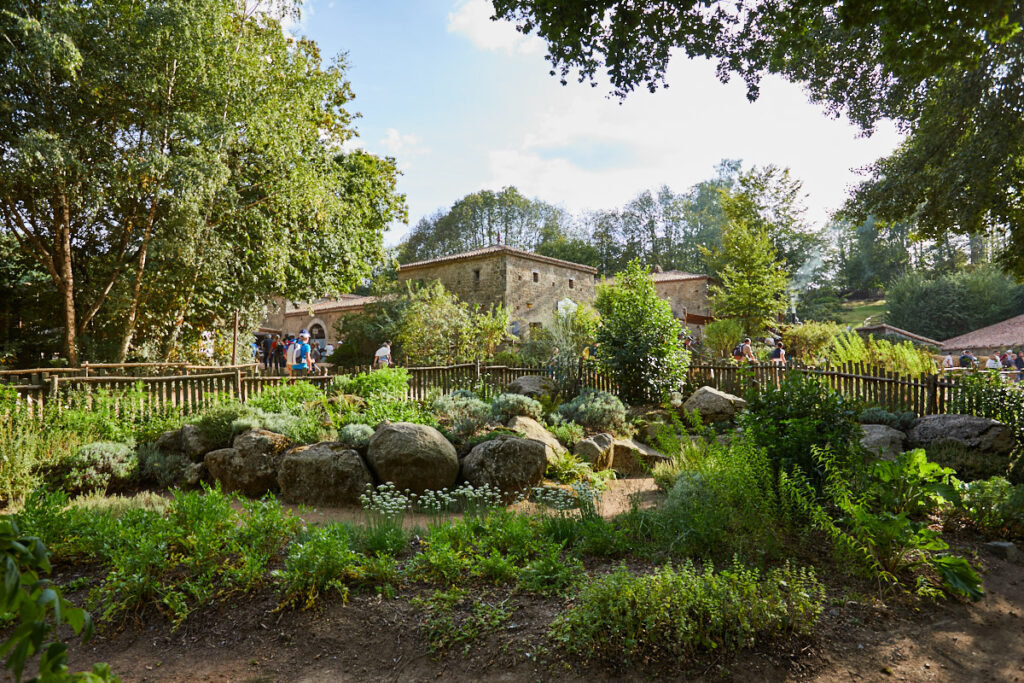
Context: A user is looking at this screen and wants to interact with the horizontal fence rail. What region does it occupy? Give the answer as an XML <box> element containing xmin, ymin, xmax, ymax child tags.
<box><xmin>5</xmin><ymin>359</ymin><xmax>1020</xmax><ymax>420</ymax></box>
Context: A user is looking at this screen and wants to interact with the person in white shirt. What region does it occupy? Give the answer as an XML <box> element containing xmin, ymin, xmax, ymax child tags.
<box><xmin>985</xmin><ymin>354</ymin><xmax>1003</xmax><ymax>370</ymax></box>
<box><xmin>373</xmin><ymin>341</ymin><xmax>393</xmax><ymax>369</ymax></box>
<box><xmin>942</xmin><ymin>353</ymin><xmax>954</xmax><ymax>369</ymax></box>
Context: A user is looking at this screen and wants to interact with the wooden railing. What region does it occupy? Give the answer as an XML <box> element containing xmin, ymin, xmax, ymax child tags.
<box><xmin>688</xmin><ymin>362</ymin><xmax>1021</xmax><ymax>415</ymax></box>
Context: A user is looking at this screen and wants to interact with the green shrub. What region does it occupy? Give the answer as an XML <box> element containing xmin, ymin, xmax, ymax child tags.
<box><xmin>862</xmin><ymin>449</ymin><xmax>959</xmax><ymax>517</ymax></box>
<box><xmin>248</xmin><ymin>381</ymin><xmax>326</xmax><ymax>415</ymax></box>
<box><xmin>957</xmin><ymin>477</ymin><xmax>1024</xmax><ymax>538</ymax></box>
<box><xmin>257</xmin><ymin>411</ymin><xmax>335</xmax><ymax>444</ymax></box>
<box><xmin>273</xmin><ymin>524</ymin><xmax>364</xmax><ymax>610</ymax></box>
<box><xmin>549</xmin><ymin>561</ymin><xmax>824</xmax><ymax>664</ymax></box>
<box><xmin>490</xmin><ymin>393</ymin><xmax>543</xmax><ymax>422</ymax></box>
<box><xmin>55</xmin><ymin>442</ymin><xmax>138</xmax><ymax>496</ymax></box>
<box><xmin>137</xmin><ymin>443</ymin><xmax>189</xmax><ymax>488</ymax></box>
<box><xmin>594</xmin><ymin>259</ymin><xmax>689</xmax><ymax>402</ymax></box>
<box><xmin>338</xmin><ymin>423</ymin><xmax>374</xmax><ymax>449</ymax></box>
<box><xmin>740</xmin><ymin>372</ymin><xmax>860</xmax><ymax>485</ymax></box>
<box><xmin>548</xmin><ymin>420</ymin><xmax>584</xmax><ymax>449</ymax></box>
<box><xmin>431</xmin><ymin>393</ymin><xmax>491</xmax><ymax>437</ymax></box>
<box><xmin>557</xmin><ymin>390</ymin><xmax>627</xmax><ymax>434</ymax></box>
<box><xmin>859</xmin><ymin>407</ymin><xmax>916</xmax><ymax>431</ymax></box>
<box><xmin>338</xmin><ymin>398</ymin><xmax>438</xmax><ymax>428</ymax></box>
<box><xmin>191</xmin><ymin>402</ymin><xmax>254</xmax><ymax>447</ymax></box>
<box><xmin>0</xmin><ymin>398</ymin><xmax>85</xmax><ymax>504</ymax></box>
<box><xmin>648</xmin><ymin>439</ymin><xmax>783</xmax><ymax>560</ymax></box>
<box><xmin>328</xmin><ymin>368</ymin><xmax>410</xmax><ymax>400</ymax></box>
<box><xmin>546</xmin><ymin>450</ymin><xmax>615</xmax><ymax>489</ymax></box>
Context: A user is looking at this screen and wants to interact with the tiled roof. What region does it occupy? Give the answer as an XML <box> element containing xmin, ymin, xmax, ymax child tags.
<box><xmin>856</xmin><ymin>324</ymin><xmax>942</xmax><ymax>347</ymax></box>
<box><xmin>398</xmin><ymin>245</ymin><xmax>598</xmax><ymax>274</ymax></box>
<box><xmin>608</xmin><ymin>269</ymin><xmax>711</xmax><ymax>285</ymax></box>
<box><xmin>939</xmin><ymin>313</ymin><xmax>1024</xmax><ymax>352</ymax></box>
<box><xmin>284</xmin><ymin>295</ymin><xmax>376</xmax><ymax>316</ymax></box>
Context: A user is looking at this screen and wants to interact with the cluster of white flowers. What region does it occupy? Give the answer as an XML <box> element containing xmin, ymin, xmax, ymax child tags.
<box><xmin>668</xmin><ymin>391</ymin><xmax>684</xmax><ymax>408</ymax></box>
<box><xmin>412</xmin><ymin>482</ymin><xmax>509</xmax><ymax>515</ymax></box>
<box><xmin>530</xmin><ymin>481</ymin><xmax>602</xmax><ymax>515</ymax></box>
<box><xmin>359</xmin><ymin>482</ymin><xmax>412</xmax><ymax>519</ymax></box>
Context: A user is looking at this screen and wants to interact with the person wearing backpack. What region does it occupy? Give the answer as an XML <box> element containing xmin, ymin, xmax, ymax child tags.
<box><xmin>769</xmin><ymin>341</ymin><xmax>786</xmax><ymax>366</ymax></box>
<box><xmin>292</xmin><ymin>331</ymin><xmax>311</xmax><ymax>377</ymax></box>
<box><xmin>958</xmin><ymin>350</ymin><xmax>974</xmax><ymax>369</ymax></box>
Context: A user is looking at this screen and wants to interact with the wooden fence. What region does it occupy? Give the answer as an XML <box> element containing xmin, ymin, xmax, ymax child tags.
<box><xmin>687</xmin><ymin>362</ymin><xmax>1023</xmax><ymax>415</ymax></box>
<box><xmin>3</xmin><ymin>361</ymin><xmax>615</xmax><ymax>417</ymax></box>
<box><xmin>7</xmin><ymin>358</ymin><xmax>1017</xmax><ymax>419</ymax></box>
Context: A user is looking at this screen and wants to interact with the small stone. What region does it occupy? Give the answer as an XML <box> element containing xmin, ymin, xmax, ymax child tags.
<box><xmin>985</xmin><ymin>541</ymin><xmax>1021</xmax><ymax>562</ymax></box>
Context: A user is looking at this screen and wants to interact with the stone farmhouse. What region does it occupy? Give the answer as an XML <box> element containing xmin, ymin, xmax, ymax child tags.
<box><xmin>260</xmin><ymin>246</ymin><xmax>714</xmax><ymax>347</ymax></box>
<box><xmin>396</xmin><ymin>245</ymin><xmax>598</xmax><ymax>336</ymax></box>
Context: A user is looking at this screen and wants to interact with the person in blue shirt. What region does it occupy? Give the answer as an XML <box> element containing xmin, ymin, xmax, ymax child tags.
<box><xmin>292</xmin><ymin>331</ymin><xmax>311</xmax><ymax>376</ymax></box>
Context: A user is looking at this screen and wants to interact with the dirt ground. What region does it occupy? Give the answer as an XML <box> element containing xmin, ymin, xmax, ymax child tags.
<box><xmin>48</xmin><ymin>479</ymin><xmax>1024</xmax><ymax>682</ymax></box>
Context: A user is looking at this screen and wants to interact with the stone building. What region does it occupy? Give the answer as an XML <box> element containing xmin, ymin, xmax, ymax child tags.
<box><xmin>650</xmin><ymin>269</ymin><xmax>714</xmax><ymax>337</ymax></box>
<box><xmin>260</xmin><ymin>294</ymin><xmax>374</xmax><ymax>347</ymax></box>
<box><xmin>397</xmin><ymin>245</ymin><xmax>599</xmax><ymax>335</ymax></box>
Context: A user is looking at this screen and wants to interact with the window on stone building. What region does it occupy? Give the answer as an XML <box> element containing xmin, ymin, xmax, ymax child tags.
<box><xmin>569</xmin><ymin>278</ymin><xmax>574</xmax><ymax>289</ymax></box>
<box><xmin>473</xmin><ymin>269</ymin><xmax>480</xmax><ymax>285</ymax></box>
<box><xmin>532</xmin><ymin>271</ymin><xmax>539</xmax><ymax>283</ymax></box>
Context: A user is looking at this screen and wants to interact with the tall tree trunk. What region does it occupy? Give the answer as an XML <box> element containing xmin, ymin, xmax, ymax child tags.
<box><xmin>116</xmin><ymin>201</ymin><xmax>159</xmax><ymax>361</ymax></box>
<box><xmin>56</xmin><ymin>199</ymin><xmax>79</xmax><ymax>366</ymax></box>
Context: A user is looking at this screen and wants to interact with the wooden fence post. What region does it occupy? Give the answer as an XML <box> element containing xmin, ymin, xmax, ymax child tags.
<box><xmin>925</xmin><ymin>373</ymin><xmax>938</xmax><ymax>415</ymax></box>
<box><xmin>234</xmin><ymin>368</ymin><xmax>243</xmax><ymax>401</ymax></box>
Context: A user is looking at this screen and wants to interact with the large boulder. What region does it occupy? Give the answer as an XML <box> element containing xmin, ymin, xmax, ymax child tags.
<box><xmin>574</xmin><ymin>433</ymin><xmax>615</xmax><ymax>471</ymax></box>
<box><xmin>204</xmin><ymin>447</ymin><xmax>277</xmax><ymax>497</ymax></box>
<box><xmin>233</xmin><ymin>428</ymin><xmax>292</xmax><ymax>459</ymax></box>
<box><xmin>460</xmin><ymin>437</ymin><xmax>548</xmax><ymax>501</ymax></box>
<box><xmin>860</xmin><ymin>424</ymin><xmax>907</xmax><ymax>462</ymax></box>
<box><xmin>507</xmin><ymin>375</ymin><xmax>556</xmax><ymax>401</ymax></box>
<box><xmin>506</xmin><ymin>416</ymin><xmax>566</xmax><ymax>460</ymax></box>
<box><xmin>277</xmin><ymin>442</ymin><xmax>374</xmax><ymax>507</ymax></box>
<box><xmin>180</xmin><ymin>424</ymin><xmax>217</xmax><ymax>462</ymax></box>
<box><xmin>611</xmin><ymin>438</ymin><xmax>671</xmax><ymax>476</ymax></box>
<box><xmin>155</xmin><ymin>429</ymin><xmax>182</xmax><ymax>454</ymax></box>
<box><xmin>366</xmin><ymin>422</ymin><xmax>459</xmax><ymax>494</ymax></box>
<box><xmin>202</xmin><ymin>428</ymin><xmax>293</xmax><ymax>497</ymax></box>
<box><xmin>682</xmin><ymin>386</ymin><xmax>747</xmax><ymax>424</ymax></box>
<box><xmin>907</xmin><ymin>414</ymin><xmax>1015</xmax><ymax>480</ymax></box>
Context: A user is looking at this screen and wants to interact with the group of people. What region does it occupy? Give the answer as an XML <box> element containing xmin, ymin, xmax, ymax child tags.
<box><xmin>258</xmin><ymin>331</ymin><xmax>333</xmax><ymax>376</ymax></box>
<box><xmin>945</xmin><ymin>349</ymin><xmax>1024</xmax><ymax>380</ymax></box>
<box><xmin>731</xmin><ymin>337</ymin><xmax>788</xmax><ymax>366</ymax></box>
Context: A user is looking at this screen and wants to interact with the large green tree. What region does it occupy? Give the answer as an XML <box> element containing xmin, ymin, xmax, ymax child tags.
<box><xmin>398</xmin><ymin>187</ymin><xmax>562</xmax><ymax>263</ymax></box>
<box><xmin>0</xmin><ymin>0</ymin><xmax>404</xmax><ymax>364</ymax></box>
<box><xmin>490</xmin><ymin>0</ymin><xmax>1024</xmax><ymax>275</ymax></box>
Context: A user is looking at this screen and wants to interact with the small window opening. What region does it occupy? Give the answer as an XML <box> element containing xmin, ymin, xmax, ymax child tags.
<box><xmin>532</xmin><ymin>271</ymin><xmax>539</xmax><ymax>283</ymax></box>
<box><xmin>473</xmin><ymin>269</ymin><xmax>481</xmax><ymax>285</ymax></box>
<box><xmin>569</xmin><ymin>278</ymin><xmax>575</xmax><ymax>289</ymax></box>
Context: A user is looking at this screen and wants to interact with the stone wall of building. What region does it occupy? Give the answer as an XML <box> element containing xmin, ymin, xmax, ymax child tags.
<box><xmin>397</xmin><ymin>255</ymin><xmax>508</xmax><ymax>311</ymax></box>
<box><xmin>655</xmin><ymin>278</ymin><xmax>712</xmax><ymax>320</ymax></box>
<box><xmin>504</xmin><ymin>254</ymin><xmax>597</xmax><ymax>333</ymax></box>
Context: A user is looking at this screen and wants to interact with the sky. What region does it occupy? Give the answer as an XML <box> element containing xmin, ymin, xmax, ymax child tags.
<box><xmin>292</xmin><ymin>0</ymin><xmax>905</xmax><ymax>247</ymax></box>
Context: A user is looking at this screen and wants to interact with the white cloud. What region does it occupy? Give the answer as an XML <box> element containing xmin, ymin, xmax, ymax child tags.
<box><xmin>379</xmin><ymin>128</ymin><xmax>430</xmax><ymax>171</ymax></box>
<box><xmin>480</xmin><ymin>58</ymin><xmax>904</xmax><ymax>227</ymax></box>
<box><xmin>447</xmin><ymin>0</ymin><xmax>544</xmax><ymax>55</ymax></box>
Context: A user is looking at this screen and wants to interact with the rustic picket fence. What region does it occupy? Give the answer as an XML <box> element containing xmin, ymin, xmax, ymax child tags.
<box><xmin>687</xmin><ymin>362</ymin><xmax>999</xmax><ymax>415</ymax></box>
<box><xmin>1</xmin><ymin>360</ymin><xmax>615</xmax><ymax>418</ymax></box>
<box><xmin>3</xmin><ymin>358</ymin><xmax>1014</xmax><ymax>419</ymax></box>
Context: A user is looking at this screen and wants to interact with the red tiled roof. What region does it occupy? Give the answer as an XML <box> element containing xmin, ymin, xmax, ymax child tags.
<box><xmin>607</xmin><ymin>269</ymin><xmax>711</xmax><ymax>285</ymax></box>
<box><xmin>939</xmin><ymin>313</ymin><xmax>1024</xmax><ymax>352</ymax></box>
<box><xmin>398</xmin><ymin>245</ymin><xmax>598</xmax><ymax>274</ymax></box>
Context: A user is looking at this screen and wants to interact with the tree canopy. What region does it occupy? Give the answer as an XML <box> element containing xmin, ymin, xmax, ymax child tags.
<box><xmin>490</xmin><ymin>0</ymin><xmax>1024</xmax><ymax>276</ymax></box>
<box><xmin>0</xmin><ymin>0</ymin><xmax>404</xmax><ymax>364</ymax></box>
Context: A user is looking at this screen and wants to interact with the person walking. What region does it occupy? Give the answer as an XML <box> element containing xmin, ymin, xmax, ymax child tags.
<box><xmin>292</xmin><ymin>331</ymin><xmax>311</xmax><ymax>377</ymax></box>
<box><xmin>958</xmin><ymin>350</ymin><xmax>974</xmax><ymax>369</ymax></box>
<box><xmin>769</xmin><ymin>341</ymin><xmax>786</xmax><ymax>366</ymax></box>
<box><xmin>1014</xmin><ymin>350</ymin><xmax>1024</xmax><ymax>382</ymax></box>
<box><xmin>985</xmin><ymin>353</ymin><xmax>1002</xmax><ymax>370</ymax></box>
<box><xmin>373</xmin><ymin>341</ymin><xmax>393</xmax><ymax>369</ymax></box>
<box><xmin>741</xmin><ymin>338</ymin><xmax>756</xmax><ymax>363</ymax></box>
<box><xmin>261</xmin><ymin>336</ymin><xmax>273</xmax><ymax>371</ymax></box>
<box><xmin>942</xmin><ymin>352</ymin><xmax>954</xmax><ymax>370</ymax></box>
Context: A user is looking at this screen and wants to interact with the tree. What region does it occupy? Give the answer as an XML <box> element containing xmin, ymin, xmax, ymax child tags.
<box><xmin>398</xmin><ymin>187</ymin><xmax>562</xmax><ymax>263</ymax></box>
<box><xmin>885</xmin><ymin>266</ymin><xmax>1024</xmax><ymax>342</ymax></box>
<box><xmin>705</xmin><ymin>194</ymin><xmax>790</xmax><ymax>335</ymax></box>
<box><xmin>594</xmin><ymin>259</ymin><xmax>688</xmax><ymax>403</ymax></box>
<box><xmin>490</xmin><ymin>0</ymin><xmax>1024</xmax><ymax>274</ymax></box>
<box><xmin>0</xmin><ymin>0</ymin><xmax>403</xmax><ymax>364</ymax></box>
